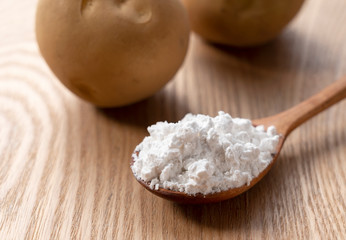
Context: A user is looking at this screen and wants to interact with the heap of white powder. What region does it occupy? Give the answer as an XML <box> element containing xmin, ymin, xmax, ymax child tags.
<box><xmin>131</xmin><ymin>111</ymin><xmax>279</xmax><ymax>195</ymax></box>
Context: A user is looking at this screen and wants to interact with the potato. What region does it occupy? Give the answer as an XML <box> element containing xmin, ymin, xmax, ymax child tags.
<box><xmin>36</xmin><ymin>0</ymin><xmax>190</xmax><ymax>107</ymax></box>
<box><xmin>181</xmin><ymin>0</ymin><xmax>304</xmax><ymax>47</ymax></box>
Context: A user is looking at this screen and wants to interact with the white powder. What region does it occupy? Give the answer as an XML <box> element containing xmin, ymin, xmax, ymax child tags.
<box><xmin>131</xmin><ymin>111</ymin><xmax>279</xmax><ymax>195</ymax></box>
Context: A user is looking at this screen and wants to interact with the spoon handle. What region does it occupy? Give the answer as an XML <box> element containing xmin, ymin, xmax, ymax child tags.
<box><xmin>256</xmin><ymin>76</ymin><xmax>346</xmax><ymax>136</ymax></box>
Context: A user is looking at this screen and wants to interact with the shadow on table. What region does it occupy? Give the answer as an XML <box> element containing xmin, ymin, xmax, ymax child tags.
<box><xmin>195</xmin><ymin>28</ymin><xmax>335</xmax><ymax>75</ymax></box>
<box><xmin>98</xmin><ymin>89</ymin><xmax>190</xmax><ymax>128</ymax></box>
<box><xmin>168</xmin><ymin>148</ymin><xmax>295</xmax><ymax>230</ymax></box>
<box><xmin>172</xmin><ymin>169</ymin><xmax>280</xmax><ymax>230</ymax></box>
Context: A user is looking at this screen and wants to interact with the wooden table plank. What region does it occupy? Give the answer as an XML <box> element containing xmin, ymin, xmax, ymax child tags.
<box><xmin>0</xmin><ymin>0</ymin><xmax>345</xmax><ymax>239</ymax></box>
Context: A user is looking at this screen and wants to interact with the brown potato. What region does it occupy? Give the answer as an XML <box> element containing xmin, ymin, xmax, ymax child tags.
<box><xmin>36</xmin><ymin>0</ymin><xmax>190</xmax><ymax>107</ymax></box>
<box><xmin>181</xmin><ymin>0</ymin><xmax>304</xmax><ymax>47</ymax></box>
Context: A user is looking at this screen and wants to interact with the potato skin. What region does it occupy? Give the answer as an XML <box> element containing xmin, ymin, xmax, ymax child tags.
<box><xmin>36</xmin><ymin>0</ymin><xmax>190</xmax><ymax>107</ymax></box>
<box><xmin>181</xmin><ymin>0</ymin><xmax>304</xmax><ymax>47</ymax></box>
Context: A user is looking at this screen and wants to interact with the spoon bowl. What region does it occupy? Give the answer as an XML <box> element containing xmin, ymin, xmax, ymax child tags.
<box><xmin>133</xmin><ymin>127</ymin><xmax>285</xmax><ymax>204</ymax></box>
<box><xmin>132</xmin><ymin>77</ymin><xmax>346</xmax><ymax>204</ymax></box>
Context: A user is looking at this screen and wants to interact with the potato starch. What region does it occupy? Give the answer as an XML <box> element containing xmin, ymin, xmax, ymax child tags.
<box><xmin>131</xmin><ymin>111</ymin><xmax>279</xmax><ymax>195</ymax></box>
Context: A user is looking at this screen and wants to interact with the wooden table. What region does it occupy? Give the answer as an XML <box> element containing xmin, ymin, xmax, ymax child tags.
<box><xmin>0</xmin><ymin>0</ymin><xmax>345</xmax><ymax>239</ymax></box>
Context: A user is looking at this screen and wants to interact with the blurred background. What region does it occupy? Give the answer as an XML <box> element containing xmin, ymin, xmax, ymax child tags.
<box><xmin>0</xmin><ymin>0</ymin><xmax>345</xmax><ymax>239</ymax></box>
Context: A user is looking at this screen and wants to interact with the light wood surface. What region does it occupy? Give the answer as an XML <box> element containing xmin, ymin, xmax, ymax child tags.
<box><xmin>0</xmin><ymin>0</ymin><xmax>345</xmax><ymax>239</ymax></box>
<box><xmin>253</xmin><ymin>77</ymin><xmax>346</xmax><ymax>135</ymax></box>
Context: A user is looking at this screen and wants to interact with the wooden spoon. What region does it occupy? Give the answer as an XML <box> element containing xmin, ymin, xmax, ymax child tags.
<box><xmin>133</xmin><ymin>77</ymin><xmax>346</xmax><ymax>204</ymax></box>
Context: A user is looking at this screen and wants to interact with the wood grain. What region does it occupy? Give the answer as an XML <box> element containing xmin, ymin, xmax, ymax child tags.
<box><xmin>253</xmin><ymin>76</ymin><xmax>346</xmax><ymax>135</ymax></box>
<box><xmin>0</xmin><ymin>0</ymin><xmax>345</xmax><ymax>239</ymax></box>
